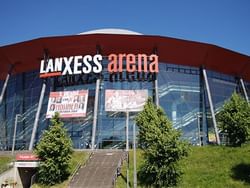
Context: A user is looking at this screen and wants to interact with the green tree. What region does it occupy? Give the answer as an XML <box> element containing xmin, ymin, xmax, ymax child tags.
<box><xmin>136</xmin><ymin>98</ymin><xmax>189</xmax><ymax>187</ymax></box>
<box><xmin>217</xmin><ymin>92</ymin><xmax>250</xmax><ymax>146</ymax></box>
<box><xmin>35</xmin><ymin>112</ymin><xmax>73</xmax><ymax>185</ymax></box>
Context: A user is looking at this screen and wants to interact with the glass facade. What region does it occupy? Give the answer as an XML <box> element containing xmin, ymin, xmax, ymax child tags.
<box><xmin>158</xmin><ymin>63</ymin><xmax>201</xmax><ymax>145</ymax></box>
<box><xmin>244</xmin><ymin>81</ymin><xmax>250</xmax><ymax>100</ymax></box>
<box><xmin>0</xmin><ymin>59</ymin><xmax>249</xmax><ymax>150</ymax></box>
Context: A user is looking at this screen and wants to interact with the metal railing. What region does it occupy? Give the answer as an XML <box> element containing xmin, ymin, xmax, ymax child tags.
<box><xmin>112</xmin><ymin>151</ymin><xmax>126</xmax><ymax>188</ymax></box>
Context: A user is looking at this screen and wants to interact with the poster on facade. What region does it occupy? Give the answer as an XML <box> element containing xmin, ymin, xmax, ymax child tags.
<box><xmin>46</xmin><ymin>90</ymin><xmax>88</xmax><ymax>118</ymax></box>
<box><xmin>105</xmin><ymin>90</ymin><xmax>148</xmax><ymax>112</ymax></box>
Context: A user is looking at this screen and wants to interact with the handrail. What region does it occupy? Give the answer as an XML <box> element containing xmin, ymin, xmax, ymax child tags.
<box><xmin>112</xmin><ymin>151</ymin><xmax>126</xmax><ymax>187</ymax></box>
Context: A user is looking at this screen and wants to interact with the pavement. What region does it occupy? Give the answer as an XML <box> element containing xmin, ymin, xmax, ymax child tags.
<box><xmin>69</xmin><ymin>150</ymin><xmax>125</xmax><ymax>188</ymax></box>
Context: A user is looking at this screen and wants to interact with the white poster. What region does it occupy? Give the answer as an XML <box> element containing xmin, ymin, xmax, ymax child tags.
<box><xmin>105</xmin><ymin>90</ymin><xmax>148</xmax><ymax>112</ymax></box>
<box><xmin>46</xmin><ymin>90</ymin><xmax>88</xmax><ymax>118</ymax></box>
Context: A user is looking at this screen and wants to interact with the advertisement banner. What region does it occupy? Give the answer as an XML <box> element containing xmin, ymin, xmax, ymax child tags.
<box><xmin>46</xmin><ymin>90</ymin><xmax>88</xmax><ymax>118</ymax></box>
<box><xmin>105</xmin><ymin>90</ymin><xmax>148</xmax><ymax>112</ymax></box>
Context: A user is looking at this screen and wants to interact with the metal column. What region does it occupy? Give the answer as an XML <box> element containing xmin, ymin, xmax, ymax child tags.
<box><xmin>154</xmin><ymin>76</ymin><xmax>159</xmax><ymax>107</ymax></box>
<box><xmin>91</xmin><ymin>78</ymin><xmax>100</xmax><ymax>150</ymax></box>
<box><xmin>0</xmin><ymin>73</ymin><xmax>11</xmax><ymax>105</ymax></box>
<box><xmin>153</xmin><ymin>48</ymin><xmax>159</xmax><ymax>107</ymax></box>
<box><xmin>126</xmin><ymin>111</ymin><xmax>129</xmax><ymax>151</ymax></box>
<box><xmin>29</xmin><ymin>80</ymin><xmax>46</xmax><ymax>150</ymax></box>
<box><xmin>240</xmin><ymin>78</ymin><xmax>249</xmax><ymax>102</ymax></box>
<box><xmin>202</xmin><ymin>68</ymin><xmax>220</xmax><ymax>145</ymax></box>
<box><xmin>12</xmin><ymin>114</ymin><xmax>21</xmax><ymax>155</ymax></box>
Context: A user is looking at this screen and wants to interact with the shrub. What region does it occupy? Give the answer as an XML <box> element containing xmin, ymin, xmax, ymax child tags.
<box><xmin>35</xmin><ymin>112</ymin><xmax>73</xmax><ymax>185</ymax></box>
<box><xmin>136</xmin><ymin>98</ymin><xmax>189</xmax><ymax>187</ymax></box>
<box><xmin>217</xmin><ymin>92</ymin><xmax>250</xmax><ymax>146</ymax></box>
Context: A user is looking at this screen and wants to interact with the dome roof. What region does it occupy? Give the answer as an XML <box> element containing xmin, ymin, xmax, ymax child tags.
<box><xmin>78</xmin><ymin>28</ymin><xmax>143</xmax><ymax>35</ymax></box>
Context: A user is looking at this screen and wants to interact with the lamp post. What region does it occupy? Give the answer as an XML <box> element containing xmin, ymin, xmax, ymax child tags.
<box><xmin>133</xmin><ymin>122</ymin><xmax>137</xmax><ymax>188</ymax></box>
<box><xmin>126</xmin><ymin>111</ymin><xmax>129</xmax><ymax>188</ymax></box>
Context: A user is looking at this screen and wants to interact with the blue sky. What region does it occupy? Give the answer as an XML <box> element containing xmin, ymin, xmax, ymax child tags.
<box><xmin>1</xmin><ymin>0</ymin><xmax>250</xmax><ymax>55</ymax></box>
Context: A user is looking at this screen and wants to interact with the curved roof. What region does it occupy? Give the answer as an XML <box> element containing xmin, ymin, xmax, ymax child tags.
<box><xmin>78</xmin><ymin>28</ymin><xmax>143</xmax><ymax>35</ymax></box>
<box><xmin>0</xmin><ymin>33</ymin><xmax>250</xmax><ymax>81</ymax></box>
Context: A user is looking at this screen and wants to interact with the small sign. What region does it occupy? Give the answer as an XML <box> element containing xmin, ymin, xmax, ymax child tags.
<box><xmin>16</xmin><ymin>154</ymin><xmax>39</xmax><ymax>161</ymax></box>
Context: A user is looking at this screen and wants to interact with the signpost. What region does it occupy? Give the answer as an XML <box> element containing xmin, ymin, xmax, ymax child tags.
<box><xmin>133</xmin><ymin>122</ymin><xmax>137</xmax><ymax>188</ymax></box>
<box><xmin>105</xmin><ymin>89</ymin><xmax>148</xmax><ymax>188</ymax></box>
<box><xmin>126</xmin><ymin>111</ymin><xmax>129</xmax><ymax>188</ymax></box>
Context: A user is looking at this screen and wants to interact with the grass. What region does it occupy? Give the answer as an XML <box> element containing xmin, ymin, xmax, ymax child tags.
<box><xmin>31</xmin><ymin>151</ymin><xmax>90</xmax><ymax>188</ymax></box>
<box><xmin>0</xmin><ymin>155</ymin><xmax>13</xmax><ymax>174</ymax></box>
<box><xmin>116</xmin><ymin>144</ymin><xmax>250</xmax><ymax>188</ymax></box>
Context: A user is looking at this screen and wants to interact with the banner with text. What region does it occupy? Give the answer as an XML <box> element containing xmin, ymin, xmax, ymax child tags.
<box><xmin>105</xmin><ymin>90</ymin><xmax>148</xmax><ymax>112</ymax></box>
<box><xmin>46</xmin><ymin>90</ymin><xmax>88</xmax><ymax>118</ymax></box>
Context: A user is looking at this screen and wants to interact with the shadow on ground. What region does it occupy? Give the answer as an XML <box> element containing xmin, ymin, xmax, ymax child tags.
<box><xmin>231</xmin><ymin>163</ymin><xmax>250</xmax><ymax>184</ymax></box>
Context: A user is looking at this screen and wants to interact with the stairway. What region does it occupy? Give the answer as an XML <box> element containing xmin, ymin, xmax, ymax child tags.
<box><xmin>69</xmin><ymin>150</ymin><xmax>125</xmax><ymax>188</ymax></box>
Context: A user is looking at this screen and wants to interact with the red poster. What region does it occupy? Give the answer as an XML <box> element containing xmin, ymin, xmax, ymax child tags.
<box><xmin>46</xmin><ymin>90</ymin><xmax>88</xmax><ymax>118</ymax></box>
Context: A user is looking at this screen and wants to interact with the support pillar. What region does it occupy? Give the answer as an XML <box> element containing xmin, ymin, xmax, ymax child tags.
<box><xmin>0</xmin><ymin>64</ymin><xmax>14</xmax><ymax>105</ymax></box>
<box><xmin>200</xmin><ymin>70</ymin><xmax>208</xmax><ymax>145</ymax></box>
<box><xmin>91</xmin><ymin>78</ymin><xmax>100</xmax><ymax>150</ymax></box>
<box><xmin>240</xmin><ymin>78</ymin><xmax>249</xmax><ymax>102</ymax></box>
<box><xmin>91</xmin><ymin>46</ymin><xmax>101</xmax><ymax>150</ymax></box>
<box><xmin>12</xmin><ymin>114</ymin><xmax>21</xmax><ymax>155</ymax></box>
<box><xmin>29</xmin><ymin>80</ymin><xmax>46</xmax><ymax>150</ymax></box>
<box><xmin>154</xmin><ymin>77</ymin><xmax>159</xmax><ymax>107</ymax></box>
<box><xmin>153</xmin><ymin>48</ymin><xmax>159</xmax><ymax>107</ymax></box>
<box><xmin>172</xmin><ymin>102</ymin><xmax>177</xmax><ymax>125</ymax></box>
<box><xmin>202</xmin><ymin>68</ymin><xmax>220</xmax><ymax>145</ymax></box>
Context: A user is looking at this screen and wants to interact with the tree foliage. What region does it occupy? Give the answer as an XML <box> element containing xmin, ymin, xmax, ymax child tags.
<box><xmin>217</xmin><ymin>92</ymin><xmax>250</xmax><ymax>146</ymax></box>
<box><xmin>136</xmin><ymin>98</ymin><xmax>189</xmax><ymax>187</ymax></box>
<box><xmin>35</xmin><ymin>112</ymin><xmax>73</xmax><ymax>185</ymax></box>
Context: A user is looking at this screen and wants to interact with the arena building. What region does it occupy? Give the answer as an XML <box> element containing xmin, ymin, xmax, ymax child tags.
<box><xmin>0</xmin><ymin>28</ymin><xmax>249</xmax><ymax>150</ymax></box>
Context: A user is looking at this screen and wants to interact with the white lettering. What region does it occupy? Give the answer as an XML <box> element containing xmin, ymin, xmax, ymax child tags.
<box><xmin>40</xmin><ymin>60</ymin><xmax>46</xmax><ymax>74</ymax></box>
<box><xmin>73</xmin><ymin>56</ymin><xmax>82</xmax><ymax>74</ymax></box>
<box><xmin>46</xmin><ymin>59</ymin><xmax>54</xmax><ymax>73</ymax></box>
<box><xmin>93</xmin><ymin>54</ymin><xmax>103</xmax><ymax>73</ymax></box>
<box><xmin>54</xmin><ymin>58</ymin><xmax>63</xmax><ymax>72</ymax></box>
<box><xmin>62</xmin><ymin>56</ymin><xmax>74</xmax><ymax>75</ymax></box>
<box><xmin>82</xmin><ymin>55</ymin><xmax>92</xmax><ymax>74</ymax></box>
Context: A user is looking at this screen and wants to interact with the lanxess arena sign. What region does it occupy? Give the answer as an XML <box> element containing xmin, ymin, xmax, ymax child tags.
<box><xmin>39</xmin><ymin>53</ymin><xmax>158</xmax><ymax>78</ymax></box>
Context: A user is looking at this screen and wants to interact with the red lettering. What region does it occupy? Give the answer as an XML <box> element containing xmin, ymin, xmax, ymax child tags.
<box><xmin>118</xmin><ymin>54</ymin><xmax>126</xmax><ymax>72</ymax></box>
<box><xmin>108</xmin><ymin>54</ymin><xmax>117</xmax><ymax>73</ymax></box>
<box><xmin>149</xmin><ymin>54</ymin><xmax>159</xmax><ymax>73</ymax></box>
<box><xmin>126</xmin><ymin>54</ymin><xmax>136</xmax><ymax>72</ymax></box>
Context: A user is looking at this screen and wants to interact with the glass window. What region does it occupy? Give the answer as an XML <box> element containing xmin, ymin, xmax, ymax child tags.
<box><xmin>158</xmin><ymin>63</ymin><xmax>201</xmax><ymax>145</ymax></box>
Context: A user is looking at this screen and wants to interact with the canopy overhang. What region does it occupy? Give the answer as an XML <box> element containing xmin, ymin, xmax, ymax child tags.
<box><xmin>0</xmin><ymin>33</ymin><xmax>250</xmax><ymax>81</ymax></box>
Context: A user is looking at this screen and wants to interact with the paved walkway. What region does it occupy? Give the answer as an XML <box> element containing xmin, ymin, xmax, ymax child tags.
<box><xmin>69</xmin><ymin>150</ymin><xmax>125</xmax><ymax>188</ymax></box>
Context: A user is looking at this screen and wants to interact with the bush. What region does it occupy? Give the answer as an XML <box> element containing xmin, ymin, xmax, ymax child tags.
<box><xmin>217</xmin><ymin>92</ymin><xmax>250</xmax><ymax>146</ymax></box>
<box><xmin>136</xmin><ymin>98</ymin><xmax>189</xmax><ymax>187</ymax></box>
<box><xmin>34</xmin><ymin>112</ymin><xmax>73</xmax><ymax>185</ymax></box>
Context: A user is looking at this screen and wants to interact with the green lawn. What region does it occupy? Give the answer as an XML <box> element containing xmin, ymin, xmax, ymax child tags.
<box><xmin>0</xmin><ymin>155</ymin><xmax>13</xmax><ymax>174</ymax></box>
<box><xmin>116</xmin><ymin>144</ymin><xmax>250</xmax><ymax>188</ymax></box>
<box><xmin>32</xmin><ymin>151</ymin><xmax>89</xmax><ymax>188</ymax></box>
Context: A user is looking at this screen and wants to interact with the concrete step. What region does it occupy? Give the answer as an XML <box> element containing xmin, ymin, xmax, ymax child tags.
<box><xmin>69</xmin><ymin>150</ymin><xmax>125</xmax><ymax>188</ymax></box>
